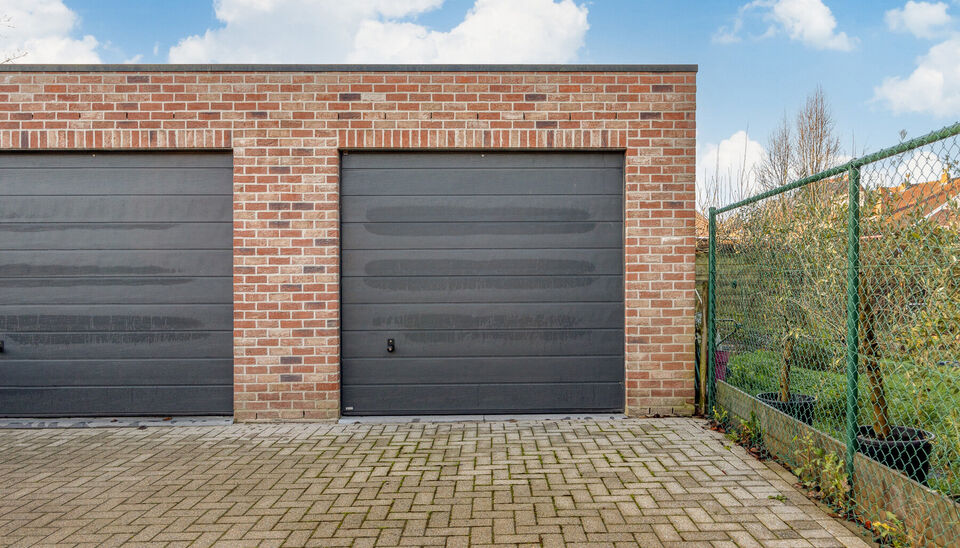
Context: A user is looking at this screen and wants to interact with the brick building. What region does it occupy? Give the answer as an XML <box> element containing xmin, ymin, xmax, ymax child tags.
<box><xmin>0</xmin><ymin>64</ymin><xmax>697</xmax><ymax>421</ymax></box>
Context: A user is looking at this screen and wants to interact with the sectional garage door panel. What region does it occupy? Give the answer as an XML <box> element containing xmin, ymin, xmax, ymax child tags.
<box><xmin>0</xmin><ymin>332</ymin><xmax>232</xmax><ymax>360</ymax></box>
<box><xmin>342</xmin><ymin>221</ymin><xmax>623</xmax><ymax>250</ymax></box>
<box><xmin>343</xmin><ymin>249</ymin><xmax>623</xmax><ymax>277</ymax></box>
<box><xmin>342</xmin><ymin>329</ymin><xmax>624</xmax><ymax>358</ymax></box>
<box><xmin>343</xmin><ymin>168</ymin><xmax>624</xmax><ymax>196</ymax></box>
<box><xmin>0</xmin><ymin>359</ymin><xmax>232</xmax><ymax>387</ymax></box>
<box><xmin>0</xmin><ymin>167</ymin><xmax>232</xmax><ymax>195</ymax></box>
<box><xmin>341</xmin><ymin>356</ymin><xmax>624</xmax><ymax>385</ymax></box>
<box><xmin>0</xmin><ymin>250</ymin><xmax>233</xmax><ymax>278</ymax></box>
<box><xmin>0</xmin><ymin>152</ymin><xmax>233</xmax><ymax>417</ymax></box>
<box><xmin>0</xmin><ymin>386</ymin><xmax>233</xmax><ymax>417</ymax></box>
<box><xmin>342</xmin><ymin>275</ymin><xmax>622</xmax><ymax>304</ymax></box>
<box><xmin>342</xmin><ymin>195</ymin><xmax>622</xmax><ymax>223</ymax></box>
<box><xmin>0</xmin><ymin>196</ymin><xmax>232</xmax><ymax>223</ymax></box>
<box><xmin>0</xmin><ymin>277</ymin><xmax>232</xmax><ymax>306</ymax></box>
<box><xmin>341</xmin><ymin>152</ymin><xmax>624</xmax><ymax>415</ymax></box>
<box><xmin>341</xmin><ymin>302</ymin><xmax>624</xmax><ymax>331</ymax></box>
<box><xmin>0</xmin><ymin>304</ymin><xmax>233</xmax><ymax>331</ymax></box>
<box><xmin>0</xmin><ymin>223</ymin><xmax>234</xmax><ymax>250</ymax></box>
<box><xmin>343</xmin><ymin>384</ymin><xmax>625</xmax><ymax>415</ymax></box>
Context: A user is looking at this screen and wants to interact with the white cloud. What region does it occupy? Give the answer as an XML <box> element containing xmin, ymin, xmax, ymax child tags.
<box><xmin>0</xmin><ymin>0</ymin><xmax>101</xmax><ymax>63</ymax></box>
<box><xmin>169</xmin><ymin>0</ymin><xmax>588</xmax><ymax>64</ymax></box>
<box><xmin>885</xmin><ymin>1</ymin><xmax>952</xmax><ymax>38</ymax></box>
<box><xmin>873</xmin><ymin>36</ymin><xmax>960</xmax><ymax>116</ymax></box>
<box><xmin>863</xmin><ymin>149</ymin><xmax>946</xmax><ymax>188</ymax></box>
<box><xmin>712</xmin><ymin>16</ymin><xmax>744</xmax><ymax>45</ymax></box>
<box><xmin>349</xmin><ymin>0</ymin><xmax>588</xmax><ymax>63</ymax></box>
<box><xmin>769</xmin><ymin>0</ymin><xmax>856</xmax><ymax>50</ymax></box>
<box><xmin>698</xmin><ymin>131</ymin><xmax>766</xmax><ymax>207</ymax></box>
<box><xmin>713</xmin><ymin>0</ymin><xmax>856</xmax><ymax>51</ymax></box>
<box><xmin>895</xmin><ymin>149</ymin><xmax>946</xmax><ymax>184</ymax></box>
<box><xmin>169</xmin><ymin>0</ymin><xmax>443</xmax><ymax>63</ymax></box>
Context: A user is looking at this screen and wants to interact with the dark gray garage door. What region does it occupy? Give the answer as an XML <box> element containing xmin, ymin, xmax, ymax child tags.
<box><xmin>341</xmin><ymin>152</ymin><xmax>624</xmax><ymax>415</ymax></box>
<box><xmin>0</xmin><ymin>152</ymin><xmax>233</xmax><ymax>416</ymax></box>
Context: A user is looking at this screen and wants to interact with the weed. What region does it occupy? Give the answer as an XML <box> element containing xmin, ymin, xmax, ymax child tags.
<box><xmin>869</xmin><ymin>512</ymin><xmax>911</xmax><ymax>548</ymax></box>
<box><xmin>818</xmin><ymin>450</ymin><xmax>849</xmax><ymax>512</ymax></box>
<box><xmin>722</xmin><ymin>410</ymin><xmax>768</xmax><ymax>459</ymax></box>
<box><xmin>791</xmin><ymin>433</ymin><xmax>850</xmax><ymax>513</ymax></box>
<box><xmin>710</xmin><ymin>406</ymin><xmax>729</xmax><ymax>431</ymax></box>
<box><xmin>793</xmin><ymin>433</ymin><xmax>822</xmax><ymax>489</ymax></box>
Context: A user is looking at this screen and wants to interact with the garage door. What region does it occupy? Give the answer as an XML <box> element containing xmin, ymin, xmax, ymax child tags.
<box><xmin>0</xmin><ymin>152</ymin><xmax>233</xmax><ymax>416</ymax></box>
<box><xmin>341</xmin><ymin>152</ymin><xmax>624</xmax><ymax>414</ymax></box>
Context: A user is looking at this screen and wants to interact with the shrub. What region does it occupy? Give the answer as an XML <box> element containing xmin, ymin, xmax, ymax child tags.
<box><xmin>726</xmin><ymin>349</ymin><xmax>847</xmax><ymax>432</ymax></box>
<box><xmin>791</xmin><ymin>335</ymin><xmax>842</xmax><ymax>373</ymax></box>
<box><xmin>792</xmin><ymin>433</ymin><xmax>850</xmax><ymax>513</ymax></box>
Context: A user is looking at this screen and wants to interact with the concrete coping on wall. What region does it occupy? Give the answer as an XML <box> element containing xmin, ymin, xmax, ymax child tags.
<box><xmin>0</xmin><ymin>63</ymin><xmax>698</xmax><ymax>73</ymax></box>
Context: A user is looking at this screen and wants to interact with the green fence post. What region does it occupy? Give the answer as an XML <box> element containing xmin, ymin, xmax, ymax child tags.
<box><xmin>707</xmin><ymin>207</ymin><xmax>717</xmax><ymax>413</ymax></box>
<box><xmin>844</xmin><ymin>167</ymin><xmax>861</xmax><ymax>486</ymax></box>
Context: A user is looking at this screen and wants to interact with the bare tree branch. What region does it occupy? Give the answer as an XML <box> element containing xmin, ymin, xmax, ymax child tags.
<box><xmin>0</xmin><ymin>14</ymin><xmax>26</xmax><ymax>64</ymax></box>
<box><xmin>757</xmin><ymin>113</ymin><xmax>792</xmax><ymax>192</ymax></box>
<box><xmin>793</xmin><ymin>85</ymin><xmax>841</xmax><ymax>179</ymax></box>
<box><xmin>755</xmin><ymin>86</ymin><xmax>843</xmax><ymax>203</ymax></box>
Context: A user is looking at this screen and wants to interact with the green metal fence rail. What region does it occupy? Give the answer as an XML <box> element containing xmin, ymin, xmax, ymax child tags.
<box><xmin>708</xmin><ymin>122</ymin><xmax>960</xmax><ymax>547</ymax></box>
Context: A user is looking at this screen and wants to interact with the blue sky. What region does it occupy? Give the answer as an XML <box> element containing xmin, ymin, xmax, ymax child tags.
<box><xmin>3</xmin><ymin>0</ymin><xmax>959</xmax><ymax>201</ymax></box>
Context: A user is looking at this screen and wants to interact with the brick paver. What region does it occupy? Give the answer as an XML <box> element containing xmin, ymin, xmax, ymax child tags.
<box><xmin>0</xmin><ymin>418</ymin><xmax>872</xmax><ymax>547</ymax></box>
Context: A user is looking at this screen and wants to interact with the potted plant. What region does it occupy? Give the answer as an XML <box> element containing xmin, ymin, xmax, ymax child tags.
<box><xmin>855</xmin><ymin>276</ymin><xmax>935</xmax><ymax>484</ymax></box>
<box><xmin>854</xmin><ymin>203</ymin><xmax>937</xmax><ymax>485</ymax></box>
<box><xmin>752</xmin><ymin>199</ymin><xmax>819</xmax><ymax>426</ymax></box>
<box><xmin>757</xmin><ymin>323</ymin><xmax>816</xmax><ymax>425</ymax></box>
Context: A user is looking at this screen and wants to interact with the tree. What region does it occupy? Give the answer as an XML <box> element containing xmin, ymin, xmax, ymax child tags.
<box><xmin>752</xmin><ymin>88</ymin><xmax>845</xmax><ymax>406</ymax></box>
<box><xmin>757</xmin><ymin>113</ymin><xmax>792</xmax><ymax>191</ymax></box>
<box><xmin>757</xmin><ymin>86</ymin><xmax>842</xmax><ymax>198</ymax></box>
<box><xmin>720</xmin><ymin>87</ymin><xmax>848</xmax><ymax>410</ymax></box>
<box><xmin>793</xmin><ymin>86</ymin><xmax>842</xmax><ymax>179</ymax></box>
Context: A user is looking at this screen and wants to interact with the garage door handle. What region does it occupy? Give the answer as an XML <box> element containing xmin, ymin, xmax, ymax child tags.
<box><xmin>0</xmin><ymin>340</ymin><xmax>4</xmax><ymax>353</ymax></box>
<box><xmin>386</xmin><ymin>338</ymin><xmax>395</xmax><ymax>353</ymax></box>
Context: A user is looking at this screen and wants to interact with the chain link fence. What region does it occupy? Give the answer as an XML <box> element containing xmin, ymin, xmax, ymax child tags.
<box><xmin>707</xmin><ymin>123</ymin><xmax>960</xmax><ymax>546</ymax></box>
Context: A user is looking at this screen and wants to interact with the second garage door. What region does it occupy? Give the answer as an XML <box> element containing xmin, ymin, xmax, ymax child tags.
<box><xmin>341</xmin><ymin>152</ymin><xmax>624</xmax><ymax>415</ymax></box>
<box><xmin>0</xmin><ymin>152</ymin><xmax>233</xmax><ymax>417</ymax></box>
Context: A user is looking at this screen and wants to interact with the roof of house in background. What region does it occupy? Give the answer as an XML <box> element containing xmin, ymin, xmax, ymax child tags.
<box><xmin>877</xmin><ymin>171</ymin><xmax>960</xmax><ymax>226</ymax></box>
<box><xmin>696</xmin><ymin>211</ymin><xmax>708</xmax><ymax>239</ymax></box>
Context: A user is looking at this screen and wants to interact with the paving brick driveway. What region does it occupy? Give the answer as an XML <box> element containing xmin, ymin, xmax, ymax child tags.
<box><xmin>0</xmin><ymin>418</ymin><xmax>872</xmax><ymax>547</ymax></box>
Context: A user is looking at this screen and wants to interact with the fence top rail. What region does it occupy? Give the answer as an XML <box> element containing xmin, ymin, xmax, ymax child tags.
<box><xmin>713</xmin><ymin>120</ymin><xmax>960</xmax><ymax>215</ymax></box>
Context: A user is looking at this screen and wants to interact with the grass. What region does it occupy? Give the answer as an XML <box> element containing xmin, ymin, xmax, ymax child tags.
<box><xmin>724</xmin><ymin>349</ymin><xmax>960</xmax><ymax>497</ymax></box>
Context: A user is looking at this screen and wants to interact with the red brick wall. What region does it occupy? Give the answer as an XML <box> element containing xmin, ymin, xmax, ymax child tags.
<box><xmin>0</xmin><ymin>68</ymin><xmax>697</xmax><ymax>420</ymax></box>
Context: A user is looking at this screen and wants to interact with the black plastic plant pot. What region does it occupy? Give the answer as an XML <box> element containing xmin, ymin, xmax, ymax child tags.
<box><xmin>756</xmin><ymin>392</ymin><xmax>816</xmax><ymax>425</ymax></box>
<box><xmin>856</xmin><ymin>426</ymin><xmax>935</xmax><ymax>485</ymax></box>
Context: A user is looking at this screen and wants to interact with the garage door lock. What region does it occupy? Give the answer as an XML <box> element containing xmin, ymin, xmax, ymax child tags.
<box><xmin>386</xmin><ymin>338</ymin><xmax>395</xmax><ymax>353</ymax></box>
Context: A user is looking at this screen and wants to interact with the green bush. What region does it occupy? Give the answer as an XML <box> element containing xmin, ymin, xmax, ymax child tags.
<box><xmin>791</xmin><ymin>336</ymin><xmax>842</xmax><ymax>373</ymax></box>
<box><xmin>726</xmin><ymin>350</ymin><xmax>848</xmax><ymax>434</ymax></box>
